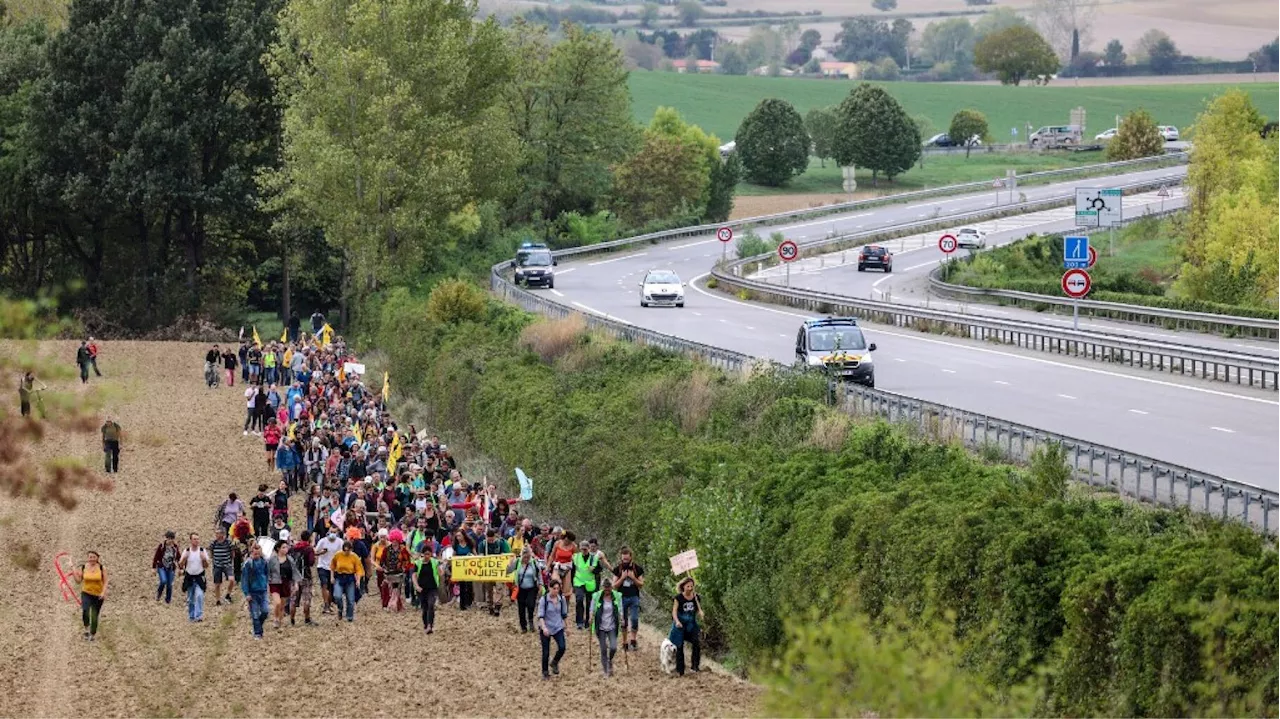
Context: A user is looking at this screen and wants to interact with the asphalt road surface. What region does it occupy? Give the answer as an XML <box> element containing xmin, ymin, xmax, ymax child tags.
<box><xmin>537</xmin><ymin>167</ymin><xmax>1279</xmax><ymax>490</ymax></box>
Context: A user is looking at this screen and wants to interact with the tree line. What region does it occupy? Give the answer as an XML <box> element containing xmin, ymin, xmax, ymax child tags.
<box><xmin>0</xmin><ymin>0</ymin><xmax>738</xmax><ymax>331</ymax></box>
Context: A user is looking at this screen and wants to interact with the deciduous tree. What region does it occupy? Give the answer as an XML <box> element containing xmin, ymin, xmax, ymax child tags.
<box><xmin>1105</xmin><ymin>109</ymin><xmax>1162</xmax><ymax>161</ymax></box>
<box><xmin>611</xmin><ymin>134</ymin><xmax>707</xmax><ymax>226</ymax></box>
<box><xmin>872</xmin><ymin>0</ymin><xmax>897</xmax><ymax>11</ymax></box>
<box><xmin>833</xmin><ymin>83</ymin><xmax>920</xmax><ymax>184</ymax></box>
<box><xmin>921</xmin><ymin>18</ymin><xmax>976</xmax><ymax>67</ymax></box>
<box><xmin>948</xmin><ymin>109</ymin><xmax>988</xmax><ymax>158</ymax></box>
<box><xmin>1032</xmin><ymin>0</ymin><xmax>1097</xmax><ymax>60</ymax></box>
<box><xmin>734</xmin><ymin>98</ymin><xmax>810</xmax><ymax>187</ymax></box>
<box><xmin>804</xmin><ymin>107</ymin><xmax>838</xmax><ymax>167</ymax></box>
<box><xmin>974</xmin><ymin>25</ymin><xmax>1059</xmax><ymax>85</ymax></box>
<box><xmin>1103</xmin><ymin>38</ymin><xmax>1126</xmax><ymax>66</ymax></box>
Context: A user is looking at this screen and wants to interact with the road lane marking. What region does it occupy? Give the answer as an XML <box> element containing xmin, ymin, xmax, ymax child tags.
<box><xmin>993</xmin><ymin>380</ymin><xmax>1009</xmax><ymax>385</ymax></box>
<box><xmin>894</xmin><ymin>358</ymin><xmax>906</xmax><ymax>362</ymax></box>
<box><xmin>572</xmin><ymin>301</ymin><xmax>607</xmax><ymax>316</ymax></box>
<box><xmin>781</xmin><ymin>212</ymin><xmax>873</xmax><ymax>232</ymax></box>
<box><xmin>746</xmin><ymin>326</ymin><xmax>755</xmax><ymax>330</ymax></box>
<box><xmin>588</xmin><ymin>253</ymin><xmax>646</xmax><ymax>266</ymax></box>
<box><xmin>1057</xmin><ymin>394</ymin><xmax>1077</xmax><ymax>399</ymax></box>
<box><xmin>942</xmin><ymin>368</ymin><xmax>956</xmax><ymax>373</ymax></box>
<box><xmin>557</xmin><ymin>267</ymin><xmax>577</xmax><ymax>275</ymax></box>
<box><xmin>1210</xmin><ymin>426</ymin><xmax>1235</xmax><ymax>433</ymax></box>
<box><xmin>670</xmin><ymin>239</ymin><xmax>714</xmax><ymax>250</ymax></box>
<box><xmin>692</xmin><ymin>311</ymin><xmax>703</xmax><ymax>316</ymax></box>
<box><xmin>1128</xmin><ymin>409</ymin><xmax>1148</xmax><ymax>415</ymax></box>
<box><xmin>550</xmin><ymin>289</ymin><xmax>564</xmax><ymax>297</ymax></box>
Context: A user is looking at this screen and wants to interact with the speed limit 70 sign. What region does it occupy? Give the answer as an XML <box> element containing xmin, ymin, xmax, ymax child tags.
<box><xmin>938</xmin><ymin>234</ymin><xmax>958</xmax><ymax>254</ymax></box>
<box><xmin>777</xmin><ymin>239</ymin><xmax>799</xmax><ymax>262</ymax></box>
<box><xmin>716</xmin><ymin>227</ymin><xmax>733</xmax><ymax>243</ymax></box>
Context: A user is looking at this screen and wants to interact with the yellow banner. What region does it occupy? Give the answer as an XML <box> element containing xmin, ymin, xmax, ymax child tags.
<box><xmin>450</xmin><ymin>554</ymin><xmax>515</xmax><ymax>583</ymax></box>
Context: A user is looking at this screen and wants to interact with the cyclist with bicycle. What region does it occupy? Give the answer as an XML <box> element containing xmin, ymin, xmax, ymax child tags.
<box><xmin>204</xmin><ymin>345</ymin><xmax>221</xmax><ymax>388</ymax></box>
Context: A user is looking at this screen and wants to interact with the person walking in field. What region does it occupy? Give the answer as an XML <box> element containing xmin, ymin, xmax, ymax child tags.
<box><xmin>413</xmin><ymin>546</ymin><xmax>443</xmax><ymax>634</ymax></box>
<box><xmin>222</xmin><ymin>346</ymin><xmax>238</xmax><ymax>387</ymax></box>
<box><xmin>180</xmin><ymin>532</ymin><xmax>210</xmax><ymax>623</ymax></box>
<box><xmin>18</xmin><ymin>371</ymin><xmax>36</xmax><ymax>417</ymax></box>
<box><xmin>241</xmin><ymin>541</ymin><xmax>270</xmax><ymax>639</ymax></box>
<box><xmin>101</xmin><ymin>415</ymin><xmax>122</xmax><ymax>473</ymax></box>
<box><xmin>612</xmin><ymin>546</ymin><xmax>645</xmax><ymax>652</ymax></box>
<box><xmin>538</xmin><ymin>579</ymin><xmax>569</xmax><ymax>680</ymax></box>
<box><xmin>670</xmin><ymin>576</ymin><xmax>705</xmax><ymax>677</ymax></box>
<box><xmin>152</xmin><ymin>530</ymin><xmax>180</xmax><ymax>604</ymax></box>
<box><xmin>590</xmin><ymin>577</ymin><xmax>622</xmax><ymax>677</ymax></box>
<box><xmin>71</xmin><ymin>550</ymin><xmax>107</xmax><ymax>641</ymax></box>
<box><xmin>508</xmin><ymin>546</ymin><xmax>543</xmax><ymax>634</ymax></box>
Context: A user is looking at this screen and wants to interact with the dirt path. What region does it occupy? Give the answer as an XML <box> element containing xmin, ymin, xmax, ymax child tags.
<box><xmin>0</xmin><ymin>341</ymin><xmax>761</xmax><ymax>718</ymax></box>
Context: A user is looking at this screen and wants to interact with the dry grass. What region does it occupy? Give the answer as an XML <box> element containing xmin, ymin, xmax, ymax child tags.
<box><xmin>643</xmin><ymin>370</ymin><xmax>717</xmax><ymax>434</ymax></box>
<box><xmin>807</xmin><ymin>409</ymin><xmax>852</xmax><ymax>451</ymax></box>
<box><xmin>518</xmin><ymin>314</ymin><xmax>586</xmax><ymax>364</ymax></box>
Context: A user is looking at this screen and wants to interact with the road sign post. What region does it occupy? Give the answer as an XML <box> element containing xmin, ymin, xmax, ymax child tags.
<box><xmin>778</xmin><ymin>239</ymin><xmax>798</xmax><ymax>287</ymax></box>
<box><xmin>1061</xmin><ymin>268</ymin><xmax>1092</xmax><ymax>329</ymax></box>
<box><xmin>716</xmin><ymin>227</ymin><xmax>733</xmax><ymax>262</ymax></box>
<box><xmin>1063</xmin><ymin>235</ymin><xmax>1090</xmax><ymax>269</ymax></box>
<box><xmin>992</xmin><ymin>178</ymin><xmax>1003</xmax><ymax>206</ymax></box>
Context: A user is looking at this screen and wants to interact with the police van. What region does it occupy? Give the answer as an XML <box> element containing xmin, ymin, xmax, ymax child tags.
<box><xmin>514</xmin><ymin>242</ymin><xmax>556</xmax><ymax>289</ymax></box>
<box><xmin>795</xmin><ymin>317</ymin><xmax>877</xmax><ymax>388</ymax></box>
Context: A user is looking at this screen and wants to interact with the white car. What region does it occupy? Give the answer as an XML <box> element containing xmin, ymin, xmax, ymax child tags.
<box><xmin>639</xmin><ymin>269</ymin><xmax>685</xmax><ymax>308</ymax></box>
<box><xmin>1095</xmin><ymin>128</ymin><xmax>1118</xmax><ymax>140</ymax></box>
<box><xmin>1158</xmin><ymin>125</ymin><xmax>1179</xmax><ymax>142</ymax></box>
<box><xmin>955</xmin><ymin>227</ymin><xmax>986</xmax><ymax>249</ymax></box>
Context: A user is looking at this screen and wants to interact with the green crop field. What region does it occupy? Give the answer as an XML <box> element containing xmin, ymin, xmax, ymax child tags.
<box><xmin>629</xmin><ymin>72</ymin><xmax>1280</xmax><ymax>144</ymax></box>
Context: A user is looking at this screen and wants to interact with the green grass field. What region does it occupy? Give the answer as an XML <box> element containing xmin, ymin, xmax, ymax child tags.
<box><xmin>738</xmin><ymin>150</ymin><xmax>1110</xmax><ymax>195</ymax></box>
<box><xmin>629</xmin><ymin>73</ymin><xmax>1280</xmax><ymax>145</ymax></box>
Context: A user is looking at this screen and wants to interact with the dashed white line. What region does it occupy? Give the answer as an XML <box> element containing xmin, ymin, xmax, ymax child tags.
<box><xmin>1210</xmin><ymin>426</ymin><xmax>1235</xmax><ymax>433</ymax></box>
<box><xmin>692</xmin><ymin>311</ymin><xmax>703</xmax><ymax>316</ymax></box>
<box><xmin>588</xmin><ymin>253</ymin><xmax>647</xmax><ymax>266</ymax></box>
<box><xmin>894</xmin><ymin>358</ymin><xmax>906</xmax><ymax>362</ymax></box>
<box><xmin>549</xmin><ymin>289</ymin><xmax>564</xmax><ymax>297</ymax></box>
<box><xmin>1128</xmin><ymin>409</ymin><xmax>1148</xmax><ymax>415</ymax></box>
<box><xmin>942</xmin><ymin>368</ymin><xmax>956</xmax><ymax>373</ymax></box>
<box><xmin>557</xmin><ymin>267</ymin><xmax>577</xmax><ymax>275</ymax></box>
<box><xmin>1057</xmin><ymin>394</ymin><xmax>1077</xmax><ymax>400</ymax></box>
<box><xmin>993</xmin><ymin>380</ymin><xmax>1009</xmax><ymax>385</ymax></box>
<box><xmin>746</xmin><ymin>326</ymin><xmax>755</xmax><ymax>330</ymax></box>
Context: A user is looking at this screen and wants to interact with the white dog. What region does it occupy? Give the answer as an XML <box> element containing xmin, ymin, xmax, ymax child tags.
<box><xmin>659</xmin><ymin>638</ymin><xmax>678</xmax><ymax>675</ymax></box>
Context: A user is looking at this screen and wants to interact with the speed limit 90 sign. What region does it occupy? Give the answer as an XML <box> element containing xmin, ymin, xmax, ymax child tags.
<box><xmin>777</xmin><ymin>239</ymin><xmax>799</xmax><ymax>262</ymax></box>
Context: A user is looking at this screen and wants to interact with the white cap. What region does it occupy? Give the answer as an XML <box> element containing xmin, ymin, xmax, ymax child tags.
<box><xmin>378</xmin><ymin>528</ymin><xmax>389</xmax><ymax>538</ymax></box>
<box><xmin>279</xmin><ymin>529</ymin><xmax>291</xmax><ymax>541</ymax></box>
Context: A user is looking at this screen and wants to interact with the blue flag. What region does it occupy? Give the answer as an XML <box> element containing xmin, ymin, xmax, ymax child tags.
<box><xmin>516</xmin><ymin>467</ymin><xmax>533</xmax><ymax>501</ymax></box>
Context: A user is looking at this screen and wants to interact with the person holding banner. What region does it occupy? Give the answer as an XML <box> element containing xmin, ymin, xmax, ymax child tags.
<box><xmin>670</xmin><ymin>577</ymin><xmax>705</xmax><ymax>676</ymax></box>
<box><xmin>590</xmin><ymin>577</ymin><xmax>622</xmax><ymax>677</ymax></box>
<box><xmin>477</xmin><ymin>528</ymin><xmax>509</xmax><ymax>617</ymax></box>
<box><xmin>537</xmin><ymin>579</ymin><xmax>569</xmax><ymax>680</ymax></box>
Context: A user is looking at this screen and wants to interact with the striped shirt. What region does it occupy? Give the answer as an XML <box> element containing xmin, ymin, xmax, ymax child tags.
<box><xmin>210</xmin><ymin>538</ymin><xmax>234</xmax><ymax>568</ymax></box>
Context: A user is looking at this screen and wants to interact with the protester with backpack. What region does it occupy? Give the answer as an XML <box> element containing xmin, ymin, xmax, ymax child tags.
<box><xmin>508</xmin><ymin>546</ymin><xmax>543</xmax><ymax>634</ymax></box>
<box><xmin>412</xmin><ymin>547</ymin><xmax>443</xmax><ymax>634</ymax></box>
<box><xmin>590</xmin><ymin>577</ymin><xmax>623</xmax><ymax>677</ymax></box>
<box><xmin>179</xmin><ymin>533</ymin><xmax>210</xmax><ymax>623</ymax></box>
<box><xmin>537</xmin><ymin>579</ymin><xmax>569</xmax><ymax>680</ymax></box>
<box><xmin>266</xmin><ymin>535</ymin><xmax>294</xmax><ymax>631</ymax></box>
<box><xmin>146</xmin><ymin>530</ymin><xmax>179</xmax><ymax>605</ymax></box>
<box><xmin>288</xmin><ymin>530</ymin><xmax>317</xmax><ymax>626</ymax></box>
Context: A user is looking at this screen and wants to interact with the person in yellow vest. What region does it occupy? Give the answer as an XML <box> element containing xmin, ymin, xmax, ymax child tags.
<box><xmin>71</xmin><ymin>551</ymin><xmax>108</xmax><ymax>641</ymax></box>
<box><xmin>571</xmin><ymin>538</ymin><xmax>611</xmax><ymax>630</ymax></box>
<box><xmin>590</xmin><ymin>577</ymin><xmax>623</xmax><ymax>677</ymax></box>
<box><xmin>262</xmin><ymin>344</ymin><xmax>278</xmax><ymax>385</ymax></box>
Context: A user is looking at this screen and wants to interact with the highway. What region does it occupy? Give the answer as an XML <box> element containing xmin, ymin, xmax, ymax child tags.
<box><xmin>536</xmin><ymin>166</ymin><xmax>1279</xmax><ymax>491</ymax></box>
<box><xmin>747</xmin><ymin>188</ymin><xmax>1278</xmax><ymax>358</ymax></box>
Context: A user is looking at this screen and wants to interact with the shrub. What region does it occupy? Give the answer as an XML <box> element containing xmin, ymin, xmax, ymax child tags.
<box><xmin>517</xmin><ymin>314</ymin><xmax>586</xmax><ymax>363</ymax></box>
<box><xmin>426</xmin><ymin>278</ymin><xmax>488</xmax><ymax>325</ymax></box>
<box><xmin>807</xmin><ymin>408</ymin><xmax>852</xmax><ymax>451</ymax></box>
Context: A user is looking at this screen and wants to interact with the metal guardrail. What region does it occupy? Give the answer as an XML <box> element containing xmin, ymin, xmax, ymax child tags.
<box><xmin>710</xmin><ymin>180</ymin><xmax>1280</xmax><ymax>390</ymax></box>
<box><xmin>928</xmin><ymin>265</ymin><xmax>1280</xmax><ymax>341</ymax></box>
<box><xmin>489</xmin><ymin>262</ymin><xmax>1278</xmax><ymax>531</ymax></box>
<box><xmin>548</xmin><ymin>153</ymin><xmax>1188</xmax><ymax>263</ymax></box>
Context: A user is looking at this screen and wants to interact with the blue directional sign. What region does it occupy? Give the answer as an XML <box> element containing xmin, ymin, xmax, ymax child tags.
<box><xmin>1064</xmin><ymin>236</ymin><xmax>1090</xmax><ymax>269</ymax></box>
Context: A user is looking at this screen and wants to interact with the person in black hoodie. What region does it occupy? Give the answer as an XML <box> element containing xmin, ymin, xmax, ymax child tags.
<box><xmin>238</xmin><ymin>341</ymin><xmax>250</xmax><ymax>383</ymax></box>
<box><xmin>287</xmin><ymin>312</ymin><xmax>301</xmax><ymax>343</ymax></box>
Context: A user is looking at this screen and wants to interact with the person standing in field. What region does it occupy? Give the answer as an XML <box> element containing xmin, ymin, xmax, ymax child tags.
<box><xmin>151</xmin><ymin>530</ymin><xmax>180</xmax><ymax>604</ymax></box>
<box><xmin>590</xmin><ymin>577</ymin><xmax>622</xmax><ymax>677</ymax></box>
<box><xmin>86</xmin><ymin>337</ymin><xmax>102</xmax><ymax>377</ymax></box>
<box><xmin>413</xmin><ymin>545</ymin><xmax>443</xmax><ymax>634</ymax></box>
<box><xmin>670</xmin><ymin>576</ymin><xmax>705</xmax><ymax>677</ymax></box>
<box><xmin>18</xmin><ymin>371</ymin><xmax>36</xmax><ymax>417</ymax></box>
<box><xmin>71</xmin><ymin>551</ymin><xmax>107</xmax><ymax>641</ymax></box>
<box><xmin>100</xmin><ymin>415</ymin><xmax>122</xmax><ymax>473</ymax></box>
<box><xmin>75</xmin><ymin>341</ymin><xmax>92</xmax><ymax>384</ymax></box>
<box><xmin>221</xmin><ymin>346</ymin><xmax>238</xmax><ymax>387</ymax></box>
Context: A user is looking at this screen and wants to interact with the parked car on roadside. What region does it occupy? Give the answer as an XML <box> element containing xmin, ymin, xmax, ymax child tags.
<box><xmin>1158</xmin><ymin>125</ymin><xmax>1180</xmax><ymax>142</ymax></box>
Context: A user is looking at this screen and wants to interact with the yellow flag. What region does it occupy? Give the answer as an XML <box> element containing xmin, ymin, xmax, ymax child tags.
<box><xmin>252</xmin><ymin>326</ymin><xmax>262</xmax><ymax>348</ymax></box>
<box><xmin>388</xmin><ymin>434</ymin><xmax>404</xmax><ymax>477</ymax></box>
<box><xmin>353</xmin><ymin>424</ymin><xmax>363</xmax><ymax>444</ymax></box>
<box><xmin>382</xmin><ymin>372</ymin><xmax>390</xmax><ymax>403</ymax></box>
<box><xmin>337</xmin><ymin>364</ymin><xmax>346</xmax><ymax>382</ymax></box>
<box><xmin>321</xmin><ymin>323</ymin><xmax>334</xmax><ymax>347</ymax></box>
<box><xmin>287</xmin><ymin>422</ymin><xmax>296</xmax><ymax>441</ymax></box>
<box><xmin>280</xmin><ymin>327</ymin><xmax>288</xmax><ymax>343</ymax></box>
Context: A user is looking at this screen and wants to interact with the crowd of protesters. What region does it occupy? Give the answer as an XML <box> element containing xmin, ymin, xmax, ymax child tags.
<box><xmin>125</xmin><ymin>322</ymin><xmax>706</xmax><ymax>679</ymax></box>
